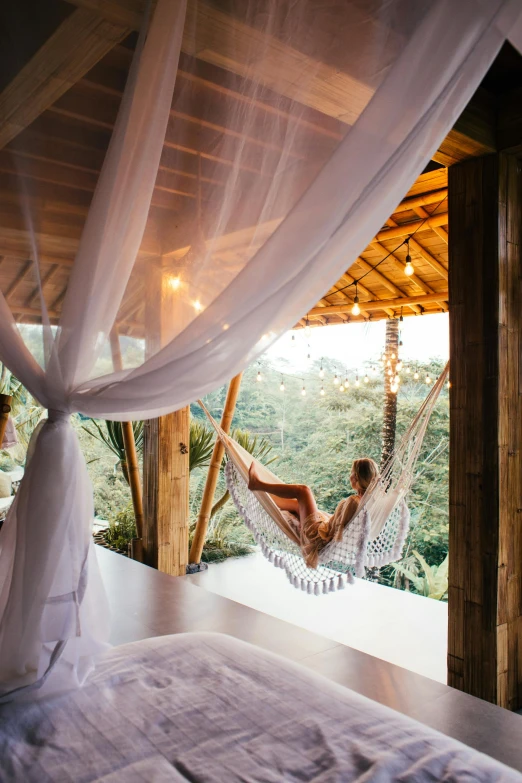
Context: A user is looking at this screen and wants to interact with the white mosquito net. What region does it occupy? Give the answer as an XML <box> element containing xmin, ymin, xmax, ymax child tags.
<box><xmin>0</xmin><ymin>0</ymin><xmax>521</xmax><ymax>699</ymax></box>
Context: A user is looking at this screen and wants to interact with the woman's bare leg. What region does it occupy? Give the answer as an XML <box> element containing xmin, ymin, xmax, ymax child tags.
<box><xmin>248</xmin><ymin>463</ymin><xmax>318</xmax><ymax>523</ymax></box>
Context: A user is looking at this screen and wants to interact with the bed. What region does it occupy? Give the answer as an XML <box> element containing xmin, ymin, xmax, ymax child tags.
<box><xmin>1</xmin><ymin>632</ymin><xmax>520</xmax><ymax>782</ymax></box>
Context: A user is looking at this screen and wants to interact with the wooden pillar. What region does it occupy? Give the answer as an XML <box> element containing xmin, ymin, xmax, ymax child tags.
<box><xmin>189</xmin><ymin>373</ymin><xmax>243</xmax><ymax>564</ymax></box>
<box><xmin>0</xmin><ymin>394</ymin><xmax>12</xmax><ymax>445</ymax></box>
<box><xmin>448</xmin><ymin>153</ymin><xmax>522</xmax><ymax>709</ymax></box>
<box><xmin>142</xmin><ymin>260</ymin><xmax>190</xmax><ymax>576</ymax></box>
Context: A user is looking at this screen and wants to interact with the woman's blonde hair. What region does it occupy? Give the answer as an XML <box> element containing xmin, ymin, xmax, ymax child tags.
<box><xmin>352</xmin><ymin>457</ymin><xmax>379</xmax><ymax>492</ymax></box>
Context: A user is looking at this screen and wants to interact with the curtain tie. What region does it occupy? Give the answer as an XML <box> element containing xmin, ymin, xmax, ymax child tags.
<box><xmin>47</xmin><ymin>409</ymin><xmax>71</xmax><ymax>424</ymax></box>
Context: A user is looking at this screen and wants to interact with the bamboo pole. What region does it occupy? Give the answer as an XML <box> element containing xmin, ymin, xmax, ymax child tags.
<box><xmin>189</xmin><ymin>373</ymin><xmax>243</xmax><ymax>564</ymax></box>
<box><xmin>0</xmin><ymin>394</ymin><xmax>13</xmax><ymax>446</ymax></box>
<box><xmin>109</xmin><ymin>331</ymin><xmax>144</xmax><ymax>557</ymax></box>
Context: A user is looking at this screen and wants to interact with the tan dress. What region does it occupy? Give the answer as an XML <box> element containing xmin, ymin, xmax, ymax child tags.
<box><xmin>282</xmin><ymin>495</ymin><xmax>361</xmax><ymax>569</ymax></box>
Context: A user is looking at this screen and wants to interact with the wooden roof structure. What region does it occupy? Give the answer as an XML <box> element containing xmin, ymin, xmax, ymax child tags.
<box><xmin>0</xmin><ymin>0</ymin><xmax>519</xmax><ymax>335</ymax></box>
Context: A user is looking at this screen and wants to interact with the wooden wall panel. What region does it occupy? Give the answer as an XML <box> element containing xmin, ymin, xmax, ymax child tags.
<box><xmin>448</xmin><ymin>153</ymin><xmax>522</xmax><ymax>709</ymax></box>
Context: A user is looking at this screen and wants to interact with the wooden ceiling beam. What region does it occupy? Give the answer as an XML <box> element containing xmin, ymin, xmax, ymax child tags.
<box><xmin>65</xmin><ymin>1</ymin><xmax>496</xmax><ymax>165</ymax></box>
<box><xmin>376</xmin><ymin>213</ymin><xmax>448</xmax><ymax>242</ymax></box>
<box><xmin>352</xmin><ymin>257</ymin><xmax>421</xmax><ymax>314</ymax></box>
<box><xmin>385</xmin><ymin>215</ymin><xmax>448</xmax><ymax>283</ymax></box>
<box><xmin>0</xmin><ymin>9</ymin><xmax>129</xmax><ymax>150</ymax></box>
<box><xmin>309</xmin><ymin>291</ymin><xmax>448</xmax><ymax>317</ymax></box>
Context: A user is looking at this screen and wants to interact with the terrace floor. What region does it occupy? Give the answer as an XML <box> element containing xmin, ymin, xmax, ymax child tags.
<box><xmin>185</xmin><ymin>551</ymin><xmax>447</xmax><ymax>683</ymax></box>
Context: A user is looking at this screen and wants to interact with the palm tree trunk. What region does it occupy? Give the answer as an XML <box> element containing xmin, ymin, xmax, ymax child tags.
<box><xmin>381</xmin><ymin>318</ymin><xmax>399</xmax><ymax>470</ymax></box>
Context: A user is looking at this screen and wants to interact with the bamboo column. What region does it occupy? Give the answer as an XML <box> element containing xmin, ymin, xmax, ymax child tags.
<box><xmin>0</xmin><ymin>394</ymin><xmax>12</xmax><ymax>445</ymax></box>
<box><xmin>110</xmin><ymin>330</ymin><xmax>144</xmax><ymax>560</ymax></box>
<box><xmin>189</xmin><ymin>373</ymin><xmax>243</xmax><ymax>564</ymax></box>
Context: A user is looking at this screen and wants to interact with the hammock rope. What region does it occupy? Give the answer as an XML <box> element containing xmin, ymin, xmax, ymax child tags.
<box><xmin>199</xmin><ymin>361</ymin><xmax>449</xmax><ymax>594</ymax></box>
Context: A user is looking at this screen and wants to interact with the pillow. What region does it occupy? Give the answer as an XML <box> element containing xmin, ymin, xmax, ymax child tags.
<box><xmin>0</xmin><ymin>471</ymin><xmax>12</xmax><ymax>498</ymax></box>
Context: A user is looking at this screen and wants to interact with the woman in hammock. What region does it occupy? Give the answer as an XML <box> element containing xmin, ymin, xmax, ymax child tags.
<box><xmin>248</xmin><ymin>457</ymin><xmax>379</xmax><ymax>568</ymax></box>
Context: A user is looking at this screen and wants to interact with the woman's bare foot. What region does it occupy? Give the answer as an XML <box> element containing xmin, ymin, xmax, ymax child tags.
<box><xmin>248</xmin><ymin>462</ymin><xmax>262</xmax><ymax>491</ymax></box>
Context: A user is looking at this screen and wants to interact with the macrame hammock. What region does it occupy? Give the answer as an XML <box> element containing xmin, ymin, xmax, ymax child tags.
<box><xmin>200</xmin><ymin>362</ymin><xmax>449</xmax><ymax>595</ymax></box>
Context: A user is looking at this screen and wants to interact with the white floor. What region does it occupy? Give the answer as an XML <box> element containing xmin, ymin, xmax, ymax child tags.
<box><xmin>186</xmin><ymin>551</ymin><xmax>448</xmax><ymax>683</ymax></box>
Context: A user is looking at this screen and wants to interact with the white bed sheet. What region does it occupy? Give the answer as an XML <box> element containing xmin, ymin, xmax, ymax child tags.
<box><xmin>1</xmin><ymin>632</ymin><xmax>520</xmax><ymax>782</ymax></box>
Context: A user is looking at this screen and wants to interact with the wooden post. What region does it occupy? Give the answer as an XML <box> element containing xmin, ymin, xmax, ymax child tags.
<box><xmin>109</xmin><ymin>330</ymin><xmax>144</xmax><ymax>559</ymax></box>
<box><xmin>142</xmin><ymin>260</ymin><xmax>191</xmax><ymax>576</ymax></box>
<box><xmin>448</xmin><ymin>153</ymin><xmax>522</xmax><ymax>709</ymax></box>
<box><xmin>0</xmin><ymin>393</ymin><xmax>12</xmax><ymax>446</ymax></box>
<box><xmin>189</xmin><ymin>373</ymin><xmax>243</xmax><ymax>564</ymax></box>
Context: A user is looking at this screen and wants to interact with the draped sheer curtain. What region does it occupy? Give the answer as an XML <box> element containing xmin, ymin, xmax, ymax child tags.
<box><xmin>0</xmin><ymin>0</ymin><xmax>521</xmax><ymax>699</ymax></box>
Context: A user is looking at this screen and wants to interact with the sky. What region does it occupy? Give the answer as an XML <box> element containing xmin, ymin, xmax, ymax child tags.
<box><xmin>264</xmin><ymin>313</ymin><xmax>449</xmax><ymax>374</ymax></box>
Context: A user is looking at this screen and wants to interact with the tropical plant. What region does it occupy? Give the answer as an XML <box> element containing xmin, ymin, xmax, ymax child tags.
<box><xmin>189</xmin><ymin>420</ymin><xmax>215</xmax><ymax>472</ymax></box>
<box><xmin>103</xmin><ymin>503</ymin><xmax>137</xmax><ymax>552</ymax></box>
<box><xmin>390</xmin><ymin>550</ymin><xmax>448</xmax><ymax>600</ymax></box>
<box><xmin>82</xmin><ymin>419</ymin><xmax>144</xmax><ymax>484</ymax></box>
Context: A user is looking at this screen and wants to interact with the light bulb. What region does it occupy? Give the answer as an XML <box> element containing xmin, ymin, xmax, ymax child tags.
<box><xmin>168</xmin><ymin>275</ymin><xmax>181</xmax><ymax>290</ymax></box>
<box><xmin>386</xmin><ymin>360</ymin><xmax>391</xmax><ymax>367</ymax></box>
<box><xmin>319</xmin><ymin>367</ymin><xmax>324</xmax><ymax>379</ymax></box>
<box><xmin>404</xmin><ymin>254</ymin><xmax>414</xmax><ymax>276</ymax></box>
<box><xmin>394</xmin><ymin>375</ymin><xmax>400</xmax><ymax>385</ymax></box>
<box><xmin>355</xmin><ymin>376</ymin><xmax>360</xmax><ymax>387</ymax></box>
<box><xmin>414</xmin><ymin>371</ymin><xmax>419</xmax><ymax>380</ymax></box>
<box><xmin>333</xmin><ymin>374</ymin><xmax>339</xmax><ymax>385</ymax></box>
<box><xmin>387</xmin><ymin>368</ymin><xmax>393</xmax><ymax>376</ymax></box>
<box><xmin>304</xmin><ymin>321</ymin><xmax>312</xmax><ymax>338</ymax></box>
<box><xmin>320</xmin><ymin>386</ymin><xmax>325</xmax><ymax>396</ymax></box>
<box><xmin>193</xmin><ymin>299</ymin><xmax>203</xmax><ymax>312</ymax></box>
<box><xmin>446</xmin><ymin>380</ymin><xmax>451</xmax><ymax>389</ymax></box>
<box><xmin>391</xmin><ymin>353</ymin><xmax>396</xmax><ymax>360</ymax></box>
<box><xmin>372</xmin><ymin>366</ymin><xmax>378</xmax><ymax>375</ymax></box>
<box><xmin>345</xmin><ymin>378</ymin><xmax>349</xmax><ymax>388</ymax></box>
<box><xmin>301</xmin><ymin>386</ymin><xmax>306</xmax><ymax>396</ymax></box>
<box><xmin>339</xmin><ymin>383</ymin><xmax>345</xmax><ymax>392</ymax></box>
<box><xmin>280</xmin><ymin>381</ymin><xmax>285</xmax><ymax>392</ymax></box>
<box><xmin>397</xmin><ymin>361</ymin><xmax>403</xmax><ymax>371</ymax></box>
<box><xmin>352</xmin><ymin>296</ymin><xmax>360</xmax><ymax>316</ymax></box>
<box><xmin>425</xmin><ymin>375</ymin><xmax>431</xmax><ymax>384</ymax></box>
<box><xmin>405</xmin><ymin>367</ymin><xmax>410</xmax><ymax>374</ymax></box>
<box><xmin>364</xmin><ymin>374</ymin><xmax>369</xmax><ymax>383</ymax></box>
<box><xmin>291</xmin><ymin>334</ymin><xmax>296</xmax><ymax>346</ymax></box>
<box><xmin>391</xmin><ymin>384</ymin><xmax>398</xmax><ymax>394</ymax></box>
<box><xmin>256</xmin><ymin>371</ymin><xmax>262</xmax><ymax>382</ymax></box>
<box><xmin>307</xmin><ymin>353</ymin><xmax>312</xmax><ymax>364</ymax></box>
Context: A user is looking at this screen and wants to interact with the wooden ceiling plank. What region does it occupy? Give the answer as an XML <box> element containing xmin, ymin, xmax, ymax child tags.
<box><xmin>376</xmin><ymin>212</ymin><xmax>448</xmax><ymax>242</ymax></box>
<box><xmin>352</xmin><ymin>256</ymin><xmax>421</xmax><ymax>314</ymax></box>
<box><xmin>26</xmin><ymin>264</ymin><xmax>59</xmax><ymax>307</ymax></box>
<box><xmin>65</xmin><ymin>1</ymin><xmax>495</xmax><ymax>164</ymax></box>
<box><xmin>0</xmin><ymin>9</ymin><xmax>129</xmax><ymax>150</ymax></box>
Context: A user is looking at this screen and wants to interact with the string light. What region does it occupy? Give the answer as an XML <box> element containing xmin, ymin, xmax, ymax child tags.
<box><xmin>425</xmin><ymin>373</ymin><xmax>431</xmax><ymax>384</ymax></box>
<box><xmin>319</xmin><ymin>362</ymin><xmax>324</xmax><ymax>379</ymax></box>
<box><xmin>414</xmin><ymin>370</ymin><xmax>419</xmax><ymax>380</ymax></box>
<box><xmin>301</xmin><ymin>384</ymin><xmax>306</xmax><ymax>396</ymax></box>
<box><xmin>391</xmin><ymin>352</ymin><xmax>396</xmax><ymax>360</ymax></box>
<box><xmin>345</xmin><ymin>378</ymin><xmax>350</xmax><ymax>389</ymax></box>
<box><xmin>168</xmin><ymin>275</ymin><xmax>181</xmax><ymax>290</ymax></box>
<box><xmin>280</xmin><ymin>378</ymin><xmax>285</xmax><ymax>392</ymax></box>
<box><xmin>391</xmin><ymin>383</ymin><xmax>398</xmax><ymax>394</ymax></box>
<box><xmin>256</xmin><ymin>364</ymin><xmax>262</xmax><ymax>382</ymax></box>
<box><xmin>355</xmin><ymin>375</ymin><xmax>360</xmax><ymax>387</ymax></box>
<box><xmin>193</xmin><ymin>299</ymin><xmax>203</xmax><ymax>312</ymax></box>
<box><xmin>364</xmin><ymin>374</ymin><xmax>369</xmax><ymax>383</ymax></box>
<box><xmin>339</xmin><ymin>382</ymin><xmax>345</xmax><ymax>392</ymax></box>
<box><xmin>405</xmin><ymin>366</ymin><xmax>411</xmax><ymax>374</ymax></box>
<box><xmin>304</xmin><ymin>317</ymin><xmax>312</xmax><ymax>338</ymax></box>
<box><xmin>386</xmin><ymin>359</ymin><xmax>391</xmax><ymax>367</ymax></box>
<box><xmin>396</xmin><ymin>361</ymin><xmax>403</xmax><ymax>371</ymax></box>
<box><xmin>320</xmin><ymin>386</ymin><xmax>325</xmax><ymax>396</ymax></box>
<box><xmin>352</xmin><ymin>282</ymin><xmax>361</xmax><ymax>316</ymax></box>
<box><xmin>387</xmin><ymin>368</ymin><xmax>393</xmax><ymax>376</ymax></box>
<box><xmin>446</xmin><ymin>379</ymin><xmax>451</xmax><ymax>389</ymax></box>
<box><xmin>404</xmin><ymin>237</ymin><xmax>414</xmax><ymax>276</ymax></box>
<box><xmin>333</xmin><ymin>373</ymin><xmax>339</xmax><ymax>385</ymax></box>
<box><xmin>291</xmin><ymin>334</ymin><xmax>296</xmax><ymax>347</ymax></box>
<box><xmin>394</xmin><ymin>375</ymin><xmax>400</xmax><ymax>385</ymax></box>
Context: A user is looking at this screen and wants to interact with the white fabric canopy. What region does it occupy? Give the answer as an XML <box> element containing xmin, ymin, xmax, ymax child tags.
<box><xmin>0</xmin><ymin>0</ymin><xmax>521</xmax><ymax>699</ymax></box>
